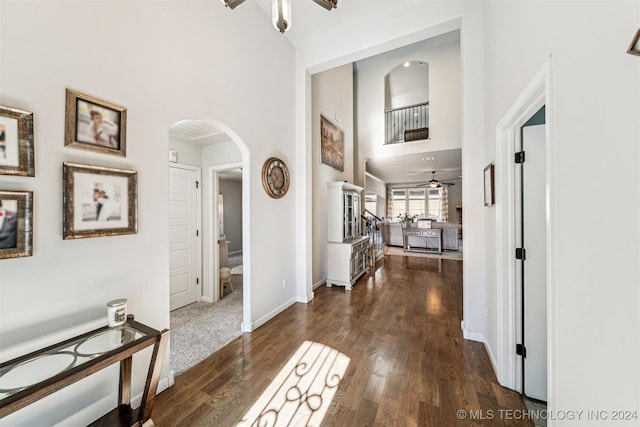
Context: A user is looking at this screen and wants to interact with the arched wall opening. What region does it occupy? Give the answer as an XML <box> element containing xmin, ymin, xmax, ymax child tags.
<box><xmin>167</xmin><ymin>117</ymin><xmax>253</xmax><ymax>377</ymax></box>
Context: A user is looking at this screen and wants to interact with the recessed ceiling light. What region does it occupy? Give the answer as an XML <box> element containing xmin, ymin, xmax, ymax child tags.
<box><xmin>403</xmin><ymin>62</ymin><xmax>410</xmax><ymax>67</ymax></box>
<box><xmin>395</xmin><ymin>165</ymin><xmax>401</xmax><ymax>168</ymax></box>
<box><xmin>421</xmin><ymin>156</ymin><xmax>435</xmax><ymax>161</ymax></box>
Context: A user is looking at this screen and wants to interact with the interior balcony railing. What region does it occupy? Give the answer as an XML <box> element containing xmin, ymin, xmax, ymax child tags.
<box><xmin>384</xmin><ymin>101</ymin><xmax>429</xmax><ymax>145</ymax></box>
<box><xmin>363</xmin><ymin>210</ymin><xmax>384</xmax><ymax>266</ymax></box>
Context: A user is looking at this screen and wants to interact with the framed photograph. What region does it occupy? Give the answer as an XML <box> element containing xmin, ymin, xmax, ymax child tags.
<box><xmin>0</xmin><ymin>105</ymin><xmax>35</xmax><ymax>177</ymax></box>
<box><xmin>65</xmin><ymin>89</ymin><xmax>127</xmax><ymax>157</ymax></box>
<box><xmin>484</xmin><ymin>163</ymin><xmax>495</xmax><ymax>207</ymax></box>
<box><xmin>63</xmin><ymin>162</ymin><xmax>137</xmax><ymax>239</ymax></box>
<box><xmin>320</xmin><ymin>114</ymin><xmax>344</xmax><ymax>172</ymax></box>
<box><xmin>0</xmin><ymin>190</ymin><xmax>33</xmax><ymax>260</ymax></box>
<box><xmin>417</xmin><ymin>219</ymin><xmax>433</xmax><ymax>229</ymax></box>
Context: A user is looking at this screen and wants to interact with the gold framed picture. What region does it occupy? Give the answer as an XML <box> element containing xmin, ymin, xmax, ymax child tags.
<box><xmin>0</xmin><ymin>190</ymin><xmax>33</xmax><ymax>259</ymax></box>
<box><xmin>65</xmin><ymin>88</ymin><xmax>127</xmax><ymax>157</ymax></box>
<box><xmin>0</xmin><ymin>105</ymin><xmax>35</xmax><ymax>177</ymax></box>
<box><xmin>320</xmin><ymin>114</ymin><xmax>344</xmax><ymax>172</ymax></box>
<box><xmin>627</xmin><ymin>28</ymin><xmax>640</xmax><ymax>56</ymax></box>
<box><xmin>63</xmin><ymin>162</ymin><xmax>137</xmax><ymax>239</ymax></box>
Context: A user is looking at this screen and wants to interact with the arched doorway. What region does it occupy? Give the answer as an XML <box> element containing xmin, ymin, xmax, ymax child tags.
<box><xmin>167</xmin><ymin>118</ymin><xmax>252</xmax><ymax>376</ymax></box>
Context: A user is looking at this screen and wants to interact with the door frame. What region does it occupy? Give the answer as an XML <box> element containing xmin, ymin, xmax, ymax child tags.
<box><xmin>495</xmin><ymin>56</ymin><xmax>556</xmax><ymax>403</ymax></box>
<box><xmin>516</xmin><ymin>122</ymin><xmax>547</xmax><ymax>400</ymax></box>
<box><xmin>206</xmin><ymin>162</ymin><xmax>242</xmax><ymax>303</ymax></box>
<box><xmin>169</xmin><ymin>162</ymin><xmax>203</xmax><ymax>307</ymax></box>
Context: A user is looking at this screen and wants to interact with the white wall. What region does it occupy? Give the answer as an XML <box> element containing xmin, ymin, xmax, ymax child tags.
<box><xmin>168</xmin><ymin>139</ymin><xmax>201</xmax><ymax>167</ymax></box>
<box><xmin>365</xmin><ymin>173</ymin><xmax>387</xmax><ymax>219</ymax></box>
<box><xmin>354</xmin><ymin>32</ymin><xmax>462</xmax><ymax>186</ymax></box>
<box><xmin>0</xmin><ymin>1</ymin><xmax>295</xmax><ymax>424</ymax></box>
<box><xmin>385</xmin><ymin>62</ymin><xmax>430</xmax><ymax>110</ymax></box>
<box><xmin>483</xmin><ymin>1</ymin><xmax>640</xmax><ymax>422</ymax></box>
<box><xmin>365</xmin><ymin>173</ymin><xmax>386</xmax><ymax>199</ymax></box>
<box><xmin>311</xmin><ymin>64</ymin><xmax>354</xmax><ymax>287</ymax></box>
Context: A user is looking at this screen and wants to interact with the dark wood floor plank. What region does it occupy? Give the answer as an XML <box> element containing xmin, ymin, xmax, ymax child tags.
<box><xmin>153</xmin><ymin>255</ymin><xmax>531</xmax><ymax>426</ymax></box>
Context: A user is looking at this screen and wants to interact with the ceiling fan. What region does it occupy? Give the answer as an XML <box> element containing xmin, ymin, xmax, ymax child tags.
<box><xmin>221</xmin><ymin>0</ymin><xmax>338</xmax><ymax>33</ymax></box>
<box><xmin>417</xmin><ymin>171</ymin><xmax>455</xmax><ymax>187</ymax></box>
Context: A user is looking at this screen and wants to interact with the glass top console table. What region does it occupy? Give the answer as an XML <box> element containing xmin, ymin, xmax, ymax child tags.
<box><xmin>0</xmin><ymin>314</ymin><xmax>169</xmax><ymax>426</ymax></box>
<box><xmin>403</xmin><ymin>227</ymin><xmax>442</xmax><ymax>254</ymax></box>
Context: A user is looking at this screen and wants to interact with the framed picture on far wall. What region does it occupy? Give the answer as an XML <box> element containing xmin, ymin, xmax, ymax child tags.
<box><xmin>63</xmin><ymin>162</ymin><xmax>137</xmax><ymax>239</ymax></box>
<box><xmin>0</xmin><ymin>105</ymin><xmax>35</xmax><ymax>177</ymax></box>
<box><xmin>320</xmin><ymin>114</ymin><xmax>344</xmax><ymax>172</ymax></box>
<box><xmin>484</xmin><ymin>163</ymin><xmax>495</xmax><ymax>207</ymax></box>
<box><xmin>0</xmin><ymin>190</ymin><xmax>33</xmax><ymax>260</ymax></box>
<box><xmin>64</xmin><ymin>88</ymin><xmax>127</xmax><ymax>157</ymax></box>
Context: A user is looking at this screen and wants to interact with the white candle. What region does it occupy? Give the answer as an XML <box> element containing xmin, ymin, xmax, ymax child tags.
<box><xmin>107</xmin><ymin>299</ymin><xmax>127</xmax><ymax>327</ymax></box>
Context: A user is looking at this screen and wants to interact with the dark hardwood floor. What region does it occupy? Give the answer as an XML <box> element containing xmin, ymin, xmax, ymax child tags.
<box><xmin>153</xmin><ymin>255</ymin><xmax>530</xmax><ymax>426</ymax></box>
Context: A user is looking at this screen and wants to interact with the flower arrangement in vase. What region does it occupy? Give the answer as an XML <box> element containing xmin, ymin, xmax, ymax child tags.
<box><xmin>397</xmin><ymin>213</ymin><xmax>417</xmax><ymax>227</ymax></box>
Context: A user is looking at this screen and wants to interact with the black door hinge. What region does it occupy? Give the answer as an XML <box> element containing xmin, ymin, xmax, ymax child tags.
<box><xmin>196</xmin><ymin>230</ymin><xmax>199</xmax><ymax>237</ymax></box>
<box><xmin>516</xmin><ymin>248</ymin><xmax>526</xmax><ymax>260</ymax></box>
<box><xmin>197</xmin><ymin>277</ymin><xmax>199</xmax><ymax>284</ymax></box>
<box><xmin>515</xmin><ymin>151</ymin><xmax>525</xmax><ymax>163</ymax></box>
<box><xmin>195</xmin><ymin>181</ymin><xmax>199</xmax><ymax>189</ymax></box>
<box><xmin>516</xmin><ymin>343</ymin><xmax>526</xmax><ymax>358</ymax></box>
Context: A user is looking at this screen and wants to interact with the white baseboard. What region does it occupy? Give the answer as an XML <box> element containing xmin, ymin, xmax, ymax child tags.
<box><xmin>460</xmin><ymin>321</ymin><xmax>499</xmax><ymax>381</ymax></box>
<box><xmin>201</xmin><ymin>296</ymin><xmax>214</xmax><ymax>303</ymax></box>
<box><xmin>462</xmin><ymin>328</ymin><xmax>484</xmax><ymax>342</ymax></box>
<box><xmin>53</xmin><ymin>371</ymin><xmax>174</xmax><ymax>426</ymax></box>
<box><xmin>160</xmin><ymin>371</ymin><xmax>174</xmax><ymax>392</ymax></box>
<box><xmin>313</xmin><ymin>279</ymin><xmax>326</xmax><ymax>290</ymax></box>
<box><xmin>461</xmin><ymin>320</ymin><xmax>484</xmax><ymax>342</ymax></box>
<box><xmin>248</xmin><ymin>297</ymin><xmax>297</xmax><ymax>332</ymax></box>
<box><xmin>483</xmin><ymin>341</ymin><xmax>499</xmax><ymax>378</ymax></box>
<box><xmin>296</xmin><ymin>291</ymin><xmax>314</xmax><ymax>303</ymax></box>
<box><xmin>52</xmin><ymin>394</ymin><xmax>115</xmax><ymax>426</ymax></box>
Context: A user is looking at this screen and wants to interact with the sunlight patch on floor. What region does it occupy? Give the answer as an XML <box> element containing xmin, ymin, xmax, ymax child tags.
<box><xmin>238</xmin><ymin>341</ymin><xmax>350</xmax><ymax>427</ymax></box>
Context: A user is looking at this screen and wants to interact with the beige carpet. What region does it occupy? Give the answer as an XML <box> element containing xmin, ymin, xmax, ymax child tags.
<box><xmin>170</xmin><ymin>253</ymin><xmax>243</xmax><ymax>375</ymax></box>
<box><xmin>384</xmin><ymin>244</ymin><xmax>463</xmax><ymax>261</ymax></box>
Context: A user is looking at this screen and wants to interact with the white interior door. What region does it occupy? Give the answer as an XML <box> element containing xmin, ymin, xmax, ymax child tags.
<box><xmin>522</xmin><ymin>124</ymin><xmax>547</xmax><ymax>401</ymax></box>
<box><xmin>169</xmin><ymin>165</ymin><xmax>200</xmax><ymax>311</ymax></box>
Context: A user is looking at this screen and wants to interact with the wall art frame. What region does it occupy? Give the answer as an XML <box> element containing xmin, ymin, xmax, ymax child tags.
<box><xmin>0</xmin><ymin>105</ymin><xmax>35</xmax><ymax>177</ymax></box>
<box><xmin>627</xmin><ymin>28</ymin><xmax>640</xmax><ymax>56</ymax></box>
<box><xmin>65</xmin><ymin>88</ymin><xmax>127</xmax><ymax>157</ymax></box>
<box><xmin>484</xmin><ymin>163</ymin><xmax>495</xmax><ymax>207</ymax></box>
<box><xmin>0</xmin><ymin>190</ymin><xmax>33</xmax><ymax>260</ymax></box>
<box><xmin>320</xmin><ymin>114</ymin><xmax>344</xmax><ymax>172</ymax></box>
<box><xmin>63</xmin><ymin>162</ymin><xmax>137</xmax><ymax>239</ymax></box>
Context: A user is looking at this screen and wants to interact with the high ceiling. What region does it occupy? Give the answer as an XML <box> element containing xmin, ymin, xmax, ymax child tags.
<box><xmin>179</xmin><ymin>3</ymin><xmax>462</xmax><ymax>187</ymax></box>
<box><xmin>366</xmin><ymin>149</ymin><xmax>462</xmax><ymax>187</ymax></box>
<box><xmin>254</xmin><ymin>0</ymin><xmax>389</xmax><ymax>47</ymax></box>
